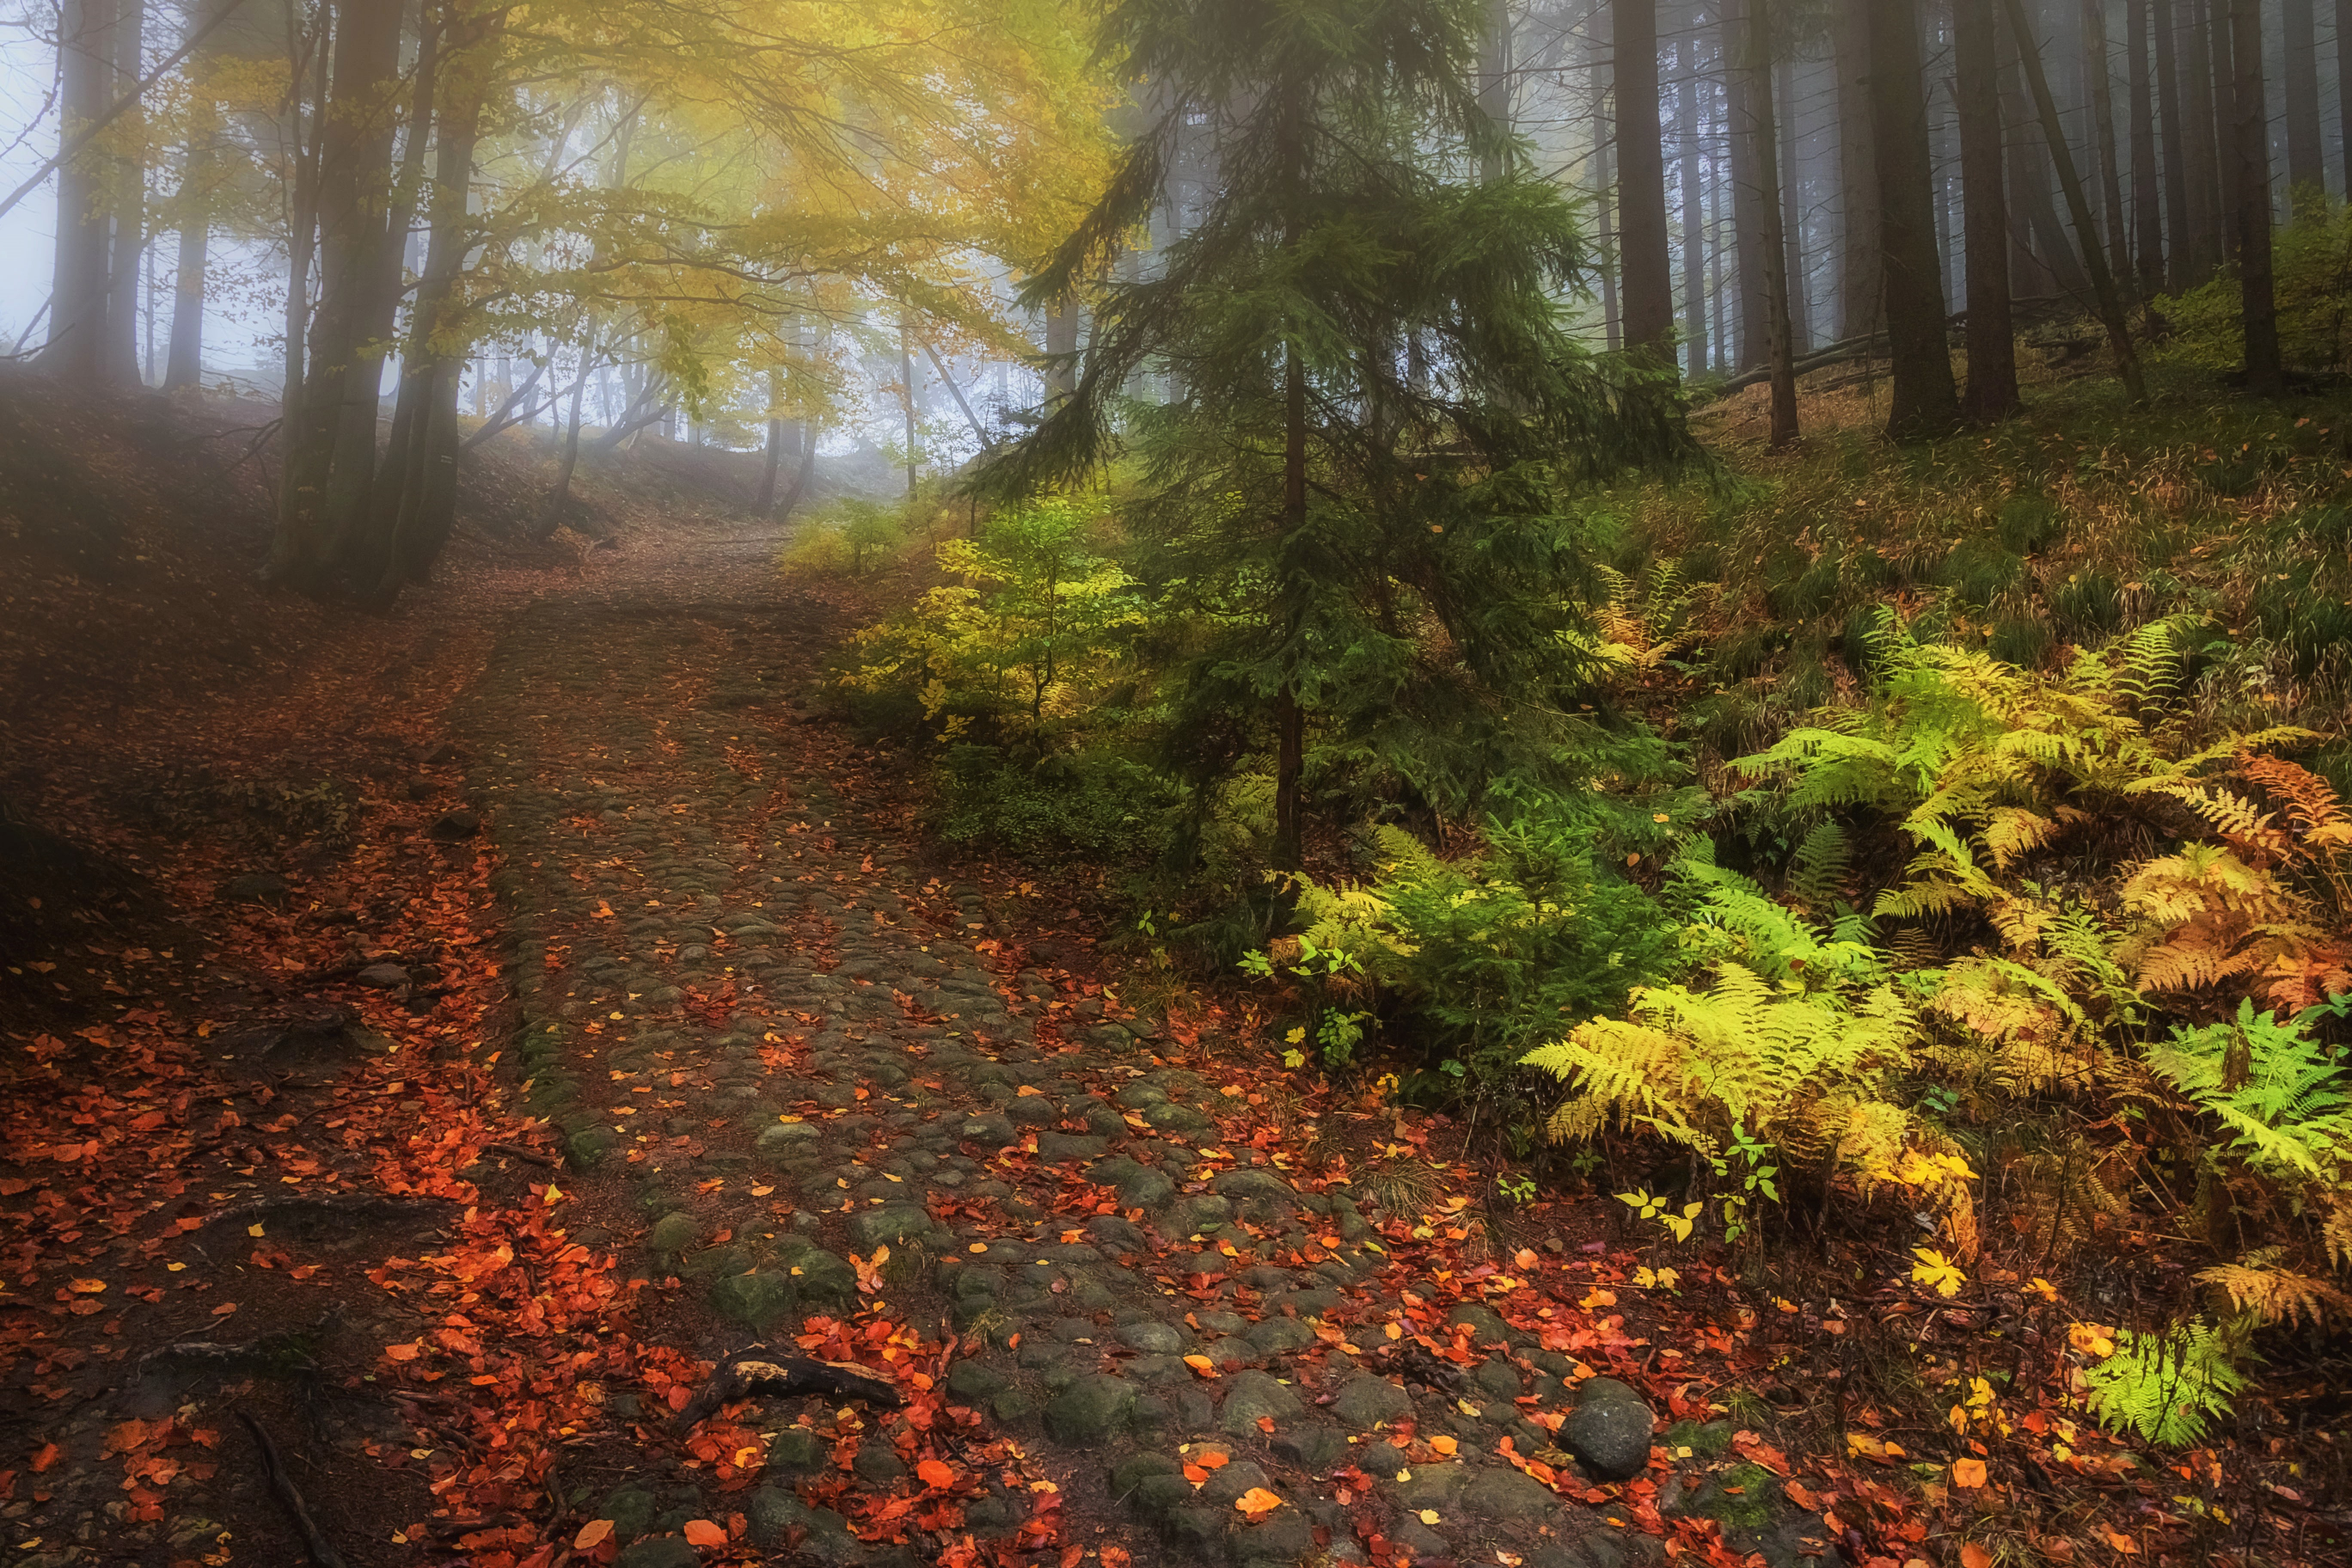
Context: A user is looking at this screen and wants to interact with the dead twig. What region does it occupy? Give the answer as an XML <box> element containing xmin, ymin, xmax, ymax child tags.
<box><xmin>675</xmin><ymin>1344</ymin><xmax>905</xmax><ymax>1430</ymax></box>
<box><xmin>238</xmin><ymin>1411</ymin><xmax>346</xmax><ymax>1568</ymax></box>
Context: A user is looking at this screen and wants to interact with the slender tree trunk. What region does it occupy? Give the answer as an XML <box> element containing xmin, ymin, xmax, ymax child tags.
<box><xmin>45</xmin><ymin>0</ymin><xmax>114</xmax><ymax>381</ymax></box>
<box><xmin>1615</xmin><ymin>0</ymin><xmax>1678</xmax><ymax>364</ymax></box>
<box><xmin>1478</xmin><ymin>0</ymin><xmax>1512</xmax><ymax>181</ymax></box>
<box><xmin>2226</xmin><ymin>0</ymin><xmax>2281</xmax><ymax>388</ymax></box>
<box><xmin>2083</xmin><ymin>0</ymin><xmax>2134</xmax><ymax>286</ymax></box>
<box><xmin>756</xmin><ymin>377</ymin><xmax>783</xmax><ymax>515</ymax></box>
<box><xmin>2179</xmin><ymin>0</ymin><xmax>2224</xmax><ymax>276</ymax></box>
<box><xmin>1727</xmin><ymin>0</ymin><xmax>1772</xmax><ymax>371</ymax></box>
<box><xmin>1043</xmin><ymin>300</ymin><xmax>1078</xmax><ymax>395</ymax></box>
<box><xmin>2001</xmin><ymin>0</ymin><xmax>2148</xmax><ymax>399</ymax></box>
<box><xmin>1747</xmin><ymin>0</ymin><xmax>1799</xmax><ymax>443</ymax></box>
<box><xmin>531</xmin><ymin>340</ymin><xmax>594</xmax><ymax>541</ymax></box>
<box><xmin>1593</xmin><ymin>30</ymin><xmax>1622</xmax><ymax>350</ymax></box>
<box><xmin>97</xmin><ymin>0</ymin><xmax>145</xmax><ymax>385</ymax></box>
<box><xmin>1958</xmin><ymin>0</ymin><xmax>2020</xmax><ymax>418</ymax></box>
<box><xmin>1866</xmin><ymin>0</ymin><xmax>1959</xmax><ymax>438</ymax></box>
<box><xmin>271</xmin><ymin>0</ymin><xmax>402</xmax><ymax>585</ymax></box>
<box><xmin>163</xmin><ymin>150</ymin><xmax>211</xmax><ymax>388</ymax></box>
<box><xmin>1777</xmin><ymin>56</ymin><xmax>1813</xmax><ymax>352</ymax></box>
<box><xmin>267</xmin><ymin>4</ymin><xmax>329</xmax><ymax>579</ymax></box>
<box><xmin>2276</xmin><ymin>0</ymin><xmax>2322</xmax><ymax>213</ymax></box>
<box><xmin>2155</xmin><ymin>0</ymin><xmax>2195</xmax><ymax>289</ymax></box>
<box><xmin>2204</xmin><ymin>0</ymin><xmax>2237</xmax><ymax>257</ymax></box>
<box><xmin>1273</xmin><ymin>335</ymin><xmax>1308</xmax><ymax>873</ymax></box>
<box><xmin>2126</xmin><ymin>0</ymin><xmax>2164</xmax><ymax>293</ymax></box>
<box><xmin>2337</xmin><ymin>0</ymin><xmax>2351</xmax><ymax>197</ymax></box>
<box><xmin>1678</xmin><ymin>22</ymin><xmax>1712</xmax><ymax>375</ymax></box>
<box><xmin>1834</xmin><ymin>0</ymin><xmax>1881</xmax><ymax>338</ymax></box>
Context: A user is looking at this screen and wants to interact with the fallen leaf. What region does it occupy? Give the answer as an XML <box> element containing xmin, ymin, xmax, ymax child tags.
<box><xmin>683</xmin><ymin>1519</ymin><xmax>727</xmax><ymax>1546</ymax></box>
<box><xmin>30</xmin><ymin>1442</ymin><xmax>59</xmax><ymax>1473</ymax></box>
<box><xmin>573</xmin><ymin>1520</ymin><xmax>616</xmax><ymax>1549</ymax></box>
<box><xmin>1419</xmin><ymin>1510</ymin><xmax>1442</xmax><ymax>1524</ymax></box>
<box><xmin>384</xmin><ymin>1342</ymin><xmax>422</xmax><ymax>1362</ymax></box>
<box><xmin>1234</xmin><ymin>1487</ymin><xmax>1284</xmax><ymax>1517</ymax></box>
<box><xmin>1951</xmin><ymin>1458</ymin><xmax>1988</xmax><ymax>1488</ymax></box>
<box><xmin>917</xmin><ymin>1459</ymin><xmax>956</xmax><ymax>1488</ymax></box>
<box><xmin>1184</xmin><ymin>1355</ymin><xmax>1219</xmax><ymax>1378</ymax></box>
<box><xmin>1430</xmin><ymin>1436</ymin><xmax>1458</xmax><ymax>1456</ymax></box>
<box><xmin>67</xmin><ymin>1278</ymin><xmax>106</xmax><ymax>1295</ymax></box>
<box><xmin>1960</xmin><ymin>1545</ymin><xmax>1994</xmax><ymax>1568</ymax></box>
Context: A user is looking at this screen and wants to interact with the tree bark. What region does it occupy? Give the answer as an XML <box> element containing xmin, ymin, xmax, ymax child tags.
<box><xmin>1478</xmin><ymin>0</ymin><xmax>1512</xmax><ymax>182</ymax></box>
<box><xmin>2203</xmin><ymin>0</ymin><xmax>2236</xmax><ymax>256</ymax></box>
<box><xmin>2001</xmin><ymin>0</ymin><xmax>2148</xmax><ymax>400</ymax></box>
<box><xmin>164</xmin><ymin>138</ymin><xmax>211</xmax><ymax>388</ymax></box>
<box><xmin>1677</xmin><ymin>21</ymin><xmax>1712</xmax><ymax>375</ymax></box>
<box><xmin>2226</xmin><ymin>0</ymin><xmax>2280</xmax><ymax>389</ymax></box>
<box><xmin>269</xmin><ymin>0</ymin><xmax>402</xmax><ymax>585</ymax></box>
<box><xmin>2082</xmin><ymin>0</ymin><xmax>2133</xmax><ymax>287</ymax></box>
<box><xmin>1957</xmin><ymin>0</ymin><xmax>2020</xmax><ymax>419</ymax></box>
<box><xmin>44</xmin><ymin>0</ymin><xmax>114</xmax><ymax>382</ymax></box>
<box><xmin>2337</xmin><ymin>0</ymin><xmax>2350</xmax><ymax>198</ymax></box>
<box><xmin>1272</xmin><ymin>336</ymin><xmax>1308</xmax><ymax>873</ymax></box>
<box><xmin>1592</xmin><ymin>14</ymin><xmax>1620</xmax><ymax>350</ymax></box>
<box><xmin>530</xmin><ymin>338</ymin><xmax>595</xmax><ymax>542</ymax></box>
<box><xmin>1727</xmin><ymin>0</ymin><xmax>1772</xmax><ymax>371</ymax></box>
<box><xmin>1615</xmin><ymin>0</ymin><xmax>1677</xmax><ymax>364</ymax></box>
<box><xmin>2178</xmin><ymin>0</ymin><xmax>2224</xmax><ymax>278</ymax></box>
<box><xmin>1745</xmin><ymin>0</ymin><xmax>1798</xmax><ymax>443</ymax></box>
<box><xmin>2279</xmin><ymin>0</ymin><xmax>2323</xmax><ymax>214</ymax></box>
<box><xmin>2126</xmin><ymin>0</ymin><xmax>2164</xmax><ymax>293</ymax></box>
<box><xmin>1865</xmin><ymin>0</ymin><xmax>1958</xmax><ymax>438</ymax></box>
<box><xmin>1043</xmin><ymin>299</ymin><xmax>1078</xmax><ymax>395</ymax></box>
<box><xmin>1833</xmin><ymin>0</ymin><xmax>1881</xmax><ymax>340</ymax></box>
<box><xmin>97</xmin><ymin>0</ymin><xmax>145</xmax><ymax>385</ymax></box>
<box><xmin>2154</xmin><ymin>0</ymin><xmax>2194</xmax><ymax>290</ymax></box>
<box><xmin>1777</xmin><ymin>56</ymin><xmax>1812</xmax><ymax>352</ymax></box>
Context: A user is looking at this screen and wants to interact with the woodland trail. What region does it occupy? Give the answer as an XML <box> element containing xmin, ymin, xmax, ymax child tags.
<box><xmin>451</xmin><ymin>535</ymin><xmax>1828</xmax><ymax>1568</ymax></box>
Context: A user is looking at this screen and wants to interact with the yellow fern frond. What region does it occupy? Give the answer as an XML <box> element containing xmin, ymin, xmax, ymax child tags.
<box><xmin>2196</xmin><ymin>1262</ymin><xmax>2352</xmax><ymax>1328</ymax></box>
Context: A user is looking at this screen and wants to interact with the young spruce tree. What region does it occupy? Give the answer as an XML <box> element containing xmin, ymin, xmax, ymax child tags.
<box><xmin>985</xmin><ymin>0</ymin><xmax>1687</xmax><ymax>871</ymax></box>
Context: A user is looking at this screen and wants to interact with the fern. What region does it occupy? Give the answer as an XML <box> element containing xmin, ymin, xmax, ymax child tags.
<box><xmin>2143</xmin><ymin>1000</ymin><xmax>2352</xmax><ymax>1179</ymax></box>
<box><xmin>2196</xmin><ymin>1255</ymin><xmax>2352</xmax><ymax>1328</ymax></box>
<box><xmin>1786</xmin><ymin>821</ymin><xmax>1853</xmax><ymax>910</ymax></box>
<box><xmin>2081</xmin><ymin>1318</ymin><xmax>2253</xmax><ymax>1447</ymax></box>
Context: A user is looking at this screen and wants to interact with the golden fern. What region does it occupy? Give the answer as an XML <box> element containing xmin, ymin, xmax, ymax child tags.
<box><xmin>2196</xmin><ymin>1256</ymin><xmax>2352</xmax><ymax>1329</ymax></box>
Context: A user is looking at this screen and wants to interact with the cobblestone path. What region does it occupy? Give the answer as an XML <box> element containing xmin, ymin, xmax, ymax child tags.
<box><xmin>454</xmin><ymin>551</ymin><xmax>1810</xmax><ymax>1568</ymax></box>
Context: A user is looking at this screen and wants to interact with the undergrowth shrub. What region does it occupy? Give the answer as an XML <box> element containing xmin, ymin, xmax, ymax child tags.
<box><xmin>781</xmin><ymin>497</ymin><xmax>909</xmax><ymax>576</ymax></box>
<box><xmin>2153</xmin><ymin>202</ymin><xmax>2352</xmax><ymax>374</ymax></box>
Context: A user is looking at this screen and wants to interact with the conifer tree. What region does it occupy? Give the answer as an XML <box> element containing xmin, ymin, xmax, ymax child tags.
<box><xmin>985</xmin><ymin>0</ymin><xmax>1688</xmax><ymax>870</ymax></box>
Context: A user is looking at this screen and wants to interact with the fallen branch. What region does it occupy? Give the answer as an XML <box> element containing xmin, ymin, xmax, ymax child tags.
<box><xmin>484</xmin><ymin>1141</ymin><xmax>559</xmax><ymax>1168</ymax></box>
<box><xmin>238</xmin><ymin>1412</ymin><xmax>347</xmax><ymax>1568</ymax></box>
<box><xmin>675</xmin><ymin>1344</ymin><xmax>905</xmax><ymax>1430</ymax></box>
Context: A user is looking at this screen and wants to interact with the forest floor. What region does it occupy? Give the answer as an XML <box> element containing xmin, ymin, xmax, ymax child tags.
<box><xmin>0</xmin><ymin>370</ymin><xmax>2320</xmax><ymax>1568</ymax></box>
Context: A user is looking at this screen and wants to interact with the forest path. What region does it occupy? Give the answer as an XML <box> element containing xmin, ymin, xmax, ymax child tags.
<box><xmin>453</xmin><ymin>532</ymin><xmax>1798</xmax><ymax>1568</ymax></box>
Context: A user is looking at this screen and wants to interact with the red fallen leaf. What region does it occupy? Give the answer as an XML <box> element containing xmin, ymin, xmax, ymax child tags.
<box><xmin>917</xmin><ymin>1458</ymin><xmax>956</xmax><ymax>1488</ymax></box>
<box><xmin>573</xmin><ymin>1519</ymin><xmax>615</xmax><ymax>1549</ymax></box>
<box><xmin>683</xmin><ymin>1519</ymin><xmax>727</xmax><ymax>1546</ymax></box>
<box><xmin>1784</xmin><ymin>1479</ymin><xmax>1819</xmax><ymax>1511</ymax></box>
<box><xmin>1256</xmin><ymin>1416</ymin><xmax>1275</xmax><ymax>1434</ymax></box>
<box><xmin>30</xmin><ymin>1443</ymin><xmax>59</xmax><ymax>1473</ymax></box>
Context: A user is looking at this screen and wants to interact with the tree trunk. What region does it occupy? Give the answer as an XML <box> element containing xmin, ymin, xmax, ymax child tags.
<box><xmin>2280</xmin><ymin>0</ymin><xmax>2323</xmax><ymax>213</ymax></box>
<box><xmin>1997</xmin><ymin>18</ymin><xmax>2079</xmax><ymax>297</ymax></box>
<box><xmin>1478</xmin><ymin>0</ymin><xmax>1511</xmax><ymax>182</ymax></box>
<box><xmin>1615</xmin><ymin>0</ymin><xmax>1677</xmax><ymax>364</ymax></box>
<box><xmin>1747</xmin><ymin>0</ymin><xmax>1799</xmax><ymax>443</ymax></box>
<box><xmin>2155</xmin><ymin>0</ymin><xmax>2195</xmax><ymax>289</ymax></box>
<box><xmin>269</xmin><ymin>0</ymin><xmax>402</xmax><ymax>586</ymax></box>
<box><xmin>2226</xmin><ymin>0</ymin><xmax>2281</xmax><ymax>389</ymax></box>
<box><xmin>1273</xmin><ymin>337</ymin><xmax>1308</xmax><ymax>873</ymax></box>
<box><xmin>1777</xmin><ymin>56</ymin><xmax>1812</xmax><ymax>352</ymax></box>
<box><xmin>2203</xmin><ymin>0</ymin><xmax>2236</xmax><ymax>256</ymax></box>
<box><xmin>2337</xmin><ymin>0</ymin><xmax>2351</xmax><ymax>198</ymax></box>
<box><xmin>266</xmin><ymin>3</ymin><xmax>329</xmax><ymax>579</ymax></box>
<box><xmin>530</xmin><ymin>340</ymin><xmax>594</xmax><ymax>542</ymax></box>
<box><xmin>1677</xmin><ymin>23</ymin><xmax>1711</xmax><ymax>375</ymax></box>
<box><xmin>1043</xmin><ymin>299</ymin><xmax>1078</xmax><ymax>395</ymax></box>
<box><xmin>2178</xmin><ymin>0</ymin><xmax>2224</xmax><ymax>277</ymax></box>
<box><xmin>1833</xmin><ymin>0</ymin><xmax>1882</xmax><ymax>339</ymax></box>
<box><xmin>163</xmin><ymin>144</ymin><xmax>211</xmax><ymax>388</ymax></box>
<box><xmin>1866</xmin><ymin>0</ymin><xmax>1959</xmax><ymax>438</ymax></box>
<box><xmin>1957</xmin><ymin>0</ymin><xmax>2020</xmax><ymax>419</ymax></box>
<box><xmin>2001</xmin><ymin>0</ymin><xmax>2148</xmax><ymax>400</ymax></box>
<box><xmin>2083</xmin><ymin>0</ymin><xmax>2134</xmax><ymax>286</ymax></box>
<box><xmin>756</xmin><ymin>407</ymin><xmax>782</xmax><ymax>517</ymax></box>
<box><xmin>44</xmin><ymin>0</ymin><xmax>114</xmax><ymax>382</ymax></box>
<box><xmin>97</xmin><ymin>0</ymin><xmax>145</xmax><ymax>385</ymax></box>
<box><xmin>1592</xmin><ymin>14</ymin><xmax>1620</xmax><ymax>349</ymax></box>
<box><xmin>2127</xmin><ymin>0</ymin><xmax>2164</xmax><ymax>293</ymax></box>
<box><xmin>1727</xmin><ymin>0</ymin><xmax>1772</xmax><ymax>371</ymax></box>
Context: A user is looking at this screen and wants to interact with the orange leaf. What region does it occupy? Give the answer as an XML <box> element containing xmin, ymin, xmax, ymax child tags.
<box><xmin>384</xmin><ymin>1342</ymin><xmax>421</xmax><ymax>1362</ymax></box>
<box><xmin>1183</xmin><ymin>1355</ymin><xmax>1219</xmax><ymax>1378</ymax></box>
<box><xmin>917</xmin><ymin>1459</ymin><xmax>956</xmax><ymax>1489</ymax></box>
<box><xmin>683</xmin><ymin>1519</ymin><xmax>727</xmax><ymax>1547</ymax></box>
<box><xmin>29</xmin><ymin>1442</ymin><xmax>59</xmax><ymax>1473</ymax></box>
<box><xmin>573</xmin><ymin>1520</ymin><xmax>616</xmax><ymax>1550</ymax></box>
<box><xmin>1960</xmin><ymin>1545</ymin><xmax>1994</xmax><ymax>1568</ymax></box>
<box><xmin>1430</xmin><ymin>1436</ymin><xmax>1458</xmax><ymax>1456</ymax></box>
<box><xmin>1197</xmin><ymin>1451</ymin><xmax>1228</xmax><ymax>1469</ymax></box>
<box><xmin>1951</xmin><ymin>1458</ymin><xmax>1988</xmax><ymax>1489</ymax></box>
<box><xmin>1256</xmin><ymin>1416</ymin><xmax>1275</xmax><ymax>1434</ymax></box>
<box><xmin>1234</xmin><ymin>1487</ymin><xmax>1284</xmax><ymax>1517</ymax></box>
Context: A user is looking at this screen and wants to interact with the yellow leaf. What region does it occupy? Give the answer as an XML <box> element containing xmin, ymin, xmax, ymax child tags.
<box><xmin>573</xmin><ymin>1520</ymin><xmax>615</xmax><ymax>1549</ymax></box>
<box><xmin>1418</xmin><ymin>1510</ymin><xmax>1441</xmax><ymax>1524</ymax></box>
<box><xmin>1909</xmin><ymin>1247</ymin><xmax>1966</xmax><ymax>1298</ymax></box>
<box><xmin>1184</xmin><ymin>1355</ymin><xmax>1220</xmax><ymax>1378</ymax></box>
<box><xmin>1234</xmin><ymin>1487</ymin><xmax>1284</xmax><ymax>1517</ymax></box>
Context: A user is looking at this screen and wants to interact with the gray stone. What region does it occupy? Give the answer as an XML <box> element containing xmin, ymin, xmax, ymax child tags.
<box><xmin>1142</xmin><ymin>1102</ymin><xmax>1216</xmax><ymax>1137</ymax></box>
<box><xmin>597</xmin><ymin>1486</ymin><xmax>658</xmax><ymax>1543</ymax></box>
<box><xmin>1396</xmin><ymin>1463</ymin><xmax>1471</xmax><ymax>1511</ymax></box>
<box><xmin>1005</xmin><ymin>1093</ymin><xmax>1060</xmax><ymax>1126</ymax></box>
<box><xmin>1330</xmin><ymin>1372</ymin><xmax>1414</xmax><ymax>1428</ymax></box>
<box><xmin>769</xmin><ymin>1426</ymin><xmax>829</xmax><ymax>1472</ymax></box>
<box><xmin>1247</xmin><ymin>1316</ymin><xmax>1319</xmax><ymax>1357</ymax></box>
<box><xmin>1161</xmin><ymin>1194</ymin><xmax>1233</xmax><ymax>1237</ymax></box>
<box><xmin>1218</xmin><ymin>1369</ymin><xmax>1303</xmax><ymax>1434</ymax></box>
<box><xmin>429</xmin><ymin>809</ymin><xmax>481</xmax><ymax>840</ymax></box>
<box><xmin>848</xmin><ymin>1204</ymin><xmax>935</xmax><ymax>1251</ymax></box>
<box><xmin>615</xmin><ymin>1540</ymin><xmax>700</xmax><ymax>1568</ymax></box>
<box><xmin>1465</xmin><ymin>1465</ymin><xmax>1567</xmax><ymax>1521</ymax></box>
<box><xmin>1563</xmin><ymin>1377</ymin><xmax>1656</xmax><ymax>1481</ymax></box>
<box><xmin>853</xmin><ymin>1446</ymin><xmax>907</xmax><ymax>1484</ymax></box>
<box><xmin>356</xmin><ymin>963</ymin><xmax>412</xmax><ymax>988</ymax></box>
<box><xmin>1449</xmin><ymin>1305</ymin><xmax>1514</xmax><ymax>1346</ymax></box>
<box><xmin>1035</xmin><ymin>1131</ymin><xmax>1108</xmax><ymax>1163</ymax></box>
<box><xmin>1119</xmin><ymin>1320</ymin><xmax>1186</xmax><ymax>1354</ymax></box>
<box><xmin>1474</xmin><ymin>1357</ymin><xmax>1526</xmax><ymax>1400</ymax></box>
<box><xmin>1236</xmin><ymin>1510</ymin><xmax>1316</xmax><ymax>1560</ymax></box>
<box><xmin>1273</xmin><ymin>1427</ymin><xmax>1350</xmax><ymax>1471</ymax></box>
<box><xmin>960</xmin><ymin>1112</ymin><xmax>1016</xmax><ymax>1145</ymax></box>
<box><xmin>1211</xmin><ymin>1169</ymin><xmax>1295</xmax><ymax>1205</ymax></box>
<box><xmin>1087</xmin><ymin>1157</ymin><xmax>1174</xmax><ymax>1210</ymax></box>
<box><xmin>646</xmin><ymin>1212</ymin><xmax>698</xmax><ymax>1253</ymax></box>
<box><xmin>1044</xmin><ymin>1373</ymin><xmax>1136</xmax><ymax>1444</ymax></box>
<box><xmin>756</xmin><ymin>1120</ymin><xmax>821</xmax><ymax>1150</ymax></box>
<box><xmin>946</xmin><ymin>1362</ymin><xmax>1010</xmax><ymax>1401</ymax></box>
